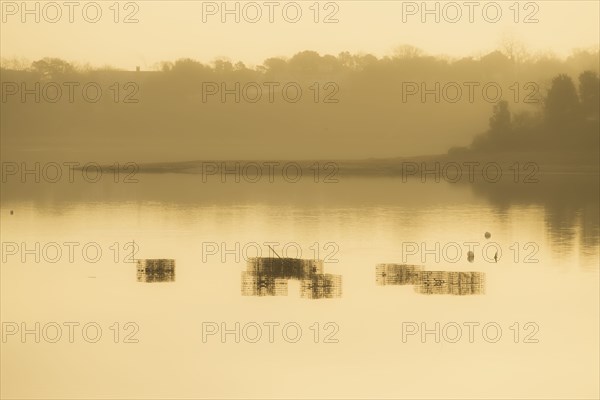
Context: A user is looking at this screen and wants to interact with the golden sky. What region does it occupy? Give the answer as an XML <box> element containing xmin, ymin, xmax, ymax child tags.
<box><xmin>1</xmin><ymin>0</ymin><xmax>599</xmax><ymax>70</ymax></box>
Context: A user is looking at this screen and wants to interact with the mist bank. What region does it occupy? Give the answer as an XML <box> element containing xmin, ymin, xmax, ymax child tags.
<box><xmin>117</xmin><ymin>151</ymin><xmax>599</xmax><ymax>177</ymax></box>
<box><xmin>1</xmin><ymin>48</ymin><xmax>598</xmax><ymax>162</ymax></box>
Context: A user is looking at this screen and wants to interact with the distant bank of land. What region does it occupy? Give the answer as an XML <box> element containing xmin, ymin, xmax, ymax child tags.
<box><xmin>130</xmin><ymin>151</ymin><xmax>599</xmax><ymax>176</ymax></box>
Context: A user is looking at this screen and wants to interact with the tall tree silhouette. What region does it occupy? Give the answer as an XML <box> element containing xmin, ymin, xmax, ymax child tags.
<box><xmin>578</xmin><ymin>70</ymin><xmax>600</xmax><ymax>121</ymax></box>
<box><xmin>489</xmin><ymin>100</ymin><xmax>511</xmax><ymax>134</ymax></box>
<box><xmin>544</xmin><ymin>74</ymin><xmax>580</xmax><ymax>129</ymax></box>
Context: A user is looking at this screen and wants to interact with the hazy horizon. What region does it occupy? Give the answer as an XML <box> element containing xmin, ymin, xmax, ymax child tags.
<box><xmin>2</xmin><ymin>1</ymin><xmax>599</xmax><ymax>70</ymax></box>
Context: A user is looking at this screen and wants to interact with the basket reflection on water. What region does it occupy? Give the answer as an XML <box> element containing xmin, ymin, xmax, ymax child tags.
<box><xmin>376</xmin><ymin>264</ymin><xmax>485</xmax><ymax>295</ymax></box>
<box><xmin>137</xmin><ymin>259</ymin><xmax>176</xmax><ymax>283</ymax></box>
<box><xmin>242</xmin><ymin>257</ymin><xmax>341</xmax><ymax>299</ymax></box>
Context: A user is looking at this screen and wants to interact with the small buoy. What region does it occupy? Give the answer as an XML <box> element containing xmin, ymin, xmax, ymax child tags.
<box><xmin>484</xmin><ymin>232</ymin><xmax>491</xmax><ymax>239</ymax></box>
<box><xmin>10</xmin><ymin>210</ymin><xmax>14</xmax><ymax>215</ymax></box>
<box><xmin>467</xmin><ymin>251</ymin><xmax>475</xmax><ymax>262</ymax></box>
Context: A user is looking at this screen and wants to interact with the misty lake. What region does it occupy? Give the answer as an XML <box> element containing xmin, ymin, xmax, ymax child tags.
<box><xmin>1</xmin><ymin>173</ymin><xmax>598</xmax><ymax>399</ymax></box>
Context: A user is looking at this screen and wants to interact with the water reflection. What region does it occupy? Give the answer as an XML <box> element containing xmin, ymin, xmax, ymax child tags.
<box><xmin>376</xmin><ymin>264</ymin><xmax>423</xmax><ymax>285</ymax></box>
<box><xmin>466</xmin><ymin>173</ymin><xmax>599</xmax><ymax>260</ymax></box>
<box><xmin>241</xmin><ymin>257</ymin><xmax>342</xmax><ymax>299</ymax></box>
<box><xmin>2</xmin><ymin>173</ymin><xmax>598</xmax><ymax>269</ymax></box>
<box><xmin>376</xmin><ymin>264</ymin><xmax>486</xmax><ymax>295</ymax></box>
<box><xmin>136</xmin><ymin>259</ymin><xmax>176</xmax><ymax>283</ymax></box>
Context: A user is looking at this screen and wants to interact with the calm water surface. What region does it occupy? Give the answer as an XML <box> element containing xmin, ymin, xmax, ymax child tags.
<box><xmin>1</xmin><ymin>174</ymin><xmax>598</xmax><ymax>399</ymax></box>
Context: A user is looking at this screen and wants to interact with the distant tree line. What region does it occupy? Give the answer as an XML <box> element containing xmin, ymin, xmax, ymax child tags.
<box><xmin>1</xmin><ymin>47</ymin><xmax>599</xmax><ymax>161</ymax></box>
<box><xmin>451</xmin><ymin>71</ymin><xmax>600</xmax><ymax>155</ymax></box>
